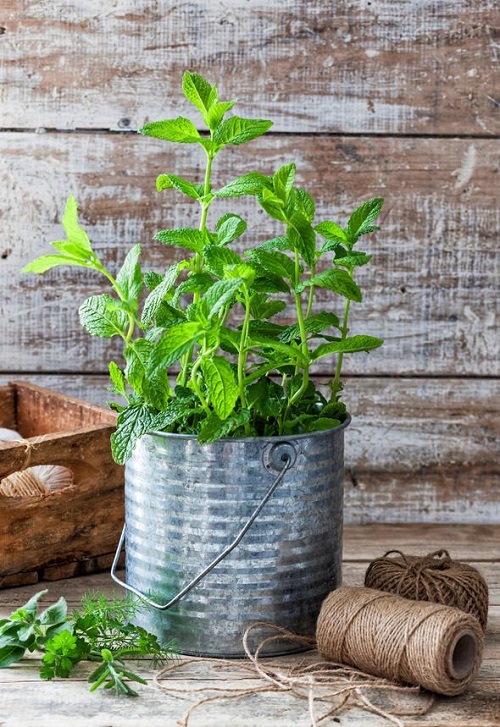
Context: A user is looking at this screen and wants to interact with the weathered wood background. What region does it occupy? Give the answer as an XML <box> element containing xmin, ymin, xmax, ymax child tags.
<box><xmin>0</xmin><ymin>0</ymin><xmax>498</xmax><ymax>522</ymax></box>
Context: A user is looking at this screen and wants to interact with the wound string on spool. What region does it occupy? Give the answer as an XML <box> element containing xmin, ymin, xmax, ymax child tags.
<box><xmin>316</xmin><ymin>586</ymin><xmax>484</xmax><ymax>696</ymax></box>
<box><xmin>364</xmin><ymin>549</ymin><xmax>489</xmax><ymax>630</ymax></box>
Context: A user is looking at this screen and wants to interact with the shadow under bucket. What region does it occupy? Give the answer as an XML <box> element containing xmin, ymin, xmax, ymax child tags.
<box><xmin>112</xmin><ymin>419</ymin><xmax>349</xmax><ymax>657</ymax></box>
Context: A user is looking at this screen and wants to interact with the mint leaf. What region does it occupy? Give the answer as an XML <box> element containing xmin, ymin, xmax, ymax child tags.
<box><xmin>315</xmin><ymin>220</ymin><xmax>348</xmax><ymax>244</ymax></box>
<box><xmin>201</xmin><ymin>357</ymin><xmax>239</xmax><ymax>420</ymax></box>
<box><xmin>346</xmin><ymin>198</ymin><xmax>384</xmax><ymax>242</ymax></box>
<box><xmin>62</xmin><ymin>195</ymin><xmax>92</xmax><ymax>252</ymax></box>
<box><xmin>215</xmin><ymin>214</ymin><xmax>247</xmax><ymax>246</ymax></box>
<box><xmin>250</xmin><ymin>249</ymin><xmax>296</xmax><ymax>281</ymax></box>
<box><xmin>138</xmin><ymin>117</ymin><xmax>201</xmax><ymax>144</ymax></box>
<box><xmin>22</xmin><ymin>254</ymin><xmax>90</xmax><ymax>274</ymax></box>
<box><xmin>79</xmin><ymin>295</ymin><xmax>128</xmax><ymax>338</ymax></box>
<box><xmin>116</xmin><ymin>244</ymin><xmax>142</xmax><ymax>304</ymax></box>
<box><xmin>182</xmin><ymin>71</ymin><xmax>213</xmax><ymax>118</ymax></box>
<box><xmin>111</xmin><ymin>403</ymin><xmax>161</xmax><ymax>464</ymax></box>
<box><xmin>156</xmin><ymin>174</ymin><xmax>202</xmax><ymax>199</ymax></box>
<box><xmin>198</xmin><ymin>410</ymin><xmax>250</xmax><ymax>444</ymax></box>
<box><xmin>215</xmin><ymin>172</ymin><xmax>271</xmax><ymax>198</ymax></box>
<box><xmin>213</xmin><ymin>116</ymin><xmax>272</xmax><ymax>147</ymax></box>
<box><xmin>312</xmin><ymin>335</ymin><xmax>384</xmax><ymax>360</ymax></box>
<box><xmin>141</xmin><ymin>263</ymin><xmax>179</xmax><ymax>325</ymax></box>
<box><xmin>154</xmin><ymin>228</ymin><xmax>206</xmax><ymax>253</ymax></box>
<box><xmin>149</xmin><ymin>322</ymin><xmax>202</xmax><ymax>372</ymax></box>
<box><xmin>109</xmin><ymin>362</ymin><xmax>126</xmax><ymax>396</ymax></box>
<box><xmin>124</xmin><ymin>340</ymin><xmax>153</xmax><ymax>396</ymax></box>
<box><xmin>299</xmin><ymin>269</ymin><xmax>362</xmax><ymax>302</ymax></box>
<box><xmin>257</xmin><ymin>187</ymin><xmax>286</xmax><ymax>221</ymax></box>
<box><xmin>273</xmin><ymin>163</ymin><xmax>296</xmax><ymax>202</ymax></box>
<box><xmin>203</xmin><ymin>278</ymin><xmax>242</xmax><ymax>319</ymax></box>
<box><xmin>203</xmin><ymin>246</ymin><xmax>242</xmax><ymax>278</ymax></box>
<box><xmin>280</xmin><ymin>312</ymin><xmax>340</xmax><ymax>343</ymax></box>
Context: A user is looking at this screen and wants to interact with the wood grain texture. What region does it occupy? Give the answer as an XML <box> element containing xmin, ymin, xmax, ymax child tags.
<box><xmin>0</xmin><ymin>1</ymin><xmax>498</xmax><ymax>135</ymax></box>
<box><xmin>0</xmin><ymin>374</ymin><xmax>497</xmax><ymax>523</ymax></box>
<box><xmin>0</xmin><ymin>525</ymin><xmax>498</xmax><ymax>727</ymax></box>
<box><xmin>0</xmin><ymin>132</ymin><xmax>498</xmax><ymax>375</ymax></box>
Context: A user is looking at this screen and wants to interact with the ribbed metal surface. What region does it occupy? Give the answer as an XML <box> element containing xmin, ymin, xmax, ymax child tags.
<box><xmin>124</xmin><ymin>423</ymin><xmax>348</xmax><ymax>657</ymax></box>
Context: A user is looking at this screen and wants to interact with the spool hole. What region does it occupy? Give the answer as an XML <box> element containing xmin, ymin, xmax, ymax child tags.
<box><xmin>448</xmin><ymin>631</ymin><xmax>478</xmax><ymax>680</ymax></box>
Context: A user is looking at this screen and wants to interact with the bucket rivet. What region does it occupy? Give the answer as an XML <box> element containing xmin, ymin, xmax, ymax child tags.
<box><xmin>263</xmin><ymin>442</ymin><xmax>298</xmax><ymax>472</ymax></box>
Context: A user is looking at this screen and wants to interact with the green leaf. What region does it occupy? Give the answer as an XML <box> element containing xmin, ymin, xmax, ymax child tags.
<box><xmin>39</xmin><ymin>598</ymin><xmax>68</xmax><ymax>628</ymax></box>
<box><xmin>287</xmin><ymin>220</ymin><xmax>316</xmax><ymax>267</ymax></box>
<box><xmin>280</xmin><ymin>312</ymin><xmax>340</xmax><ymax>342</ymax></box>
<box><xmin>173</xmin><ymin>273</ymin><xmax>215</xmax><ymax>304</ymax></box>
<box><xmin>79</xmin><ymin>295</ymin><xmax>128</xmax><ymax>338</ymax></box>
<box><xmin>154</xmin><ymin>228</ymin><xmax>206</xmax><ymax>253</ymax></box>
<box><xmin>223</xmin><ymin>263</ymin><xmax>255</xmax><ymax>285</ymax></box>
<box><xmin>302</xmin><ymin>417</ymin><xmax>341</xmax><ymax>433</ymax></box>
<box><xmin>213</xmin><ymin>116</ymin><xmax>273</xmax><ymax>147</ymax></box>
<box><xmin>334</xmin><ymin>250</ymin><xmax>372</xmax><ymax>268</ymax></box>
<box><xmin>258</xmin><ymin>187</ymin><xmax>286</xmax><ymax>221</ymax></box>
<box><xmin>149</xmin><ymin>322</ymin><xmax>202</xmax><ymax>373</ymax></box>
<box><xmin>109</xmin><ymin>362</ymin><xmax>126</xmax><ymax>396</ymax></box>
<box><xmin>116</xmin><ymin>244</ymin><xmax>142</xmax><ymax>304</ymax></box>
<box><xmin>197</xmin><ymin>410</ymin><xmax>250</xmax><ymax>444</ymax></box>
<box><xmin>0</xmin><ymin>644</ymin><xmax>26</xmax><ymax>668</ymax></box>
<box><xmin>138</xmin><ymin>117</ymin><xmax>201</xmax><ymax>144</ymax></box>
<box><xmin>294</xmin><ymin>188</ymin><xmax>315</xmax><ymax>223</ymax></box>
<box><xmin>155</xmin><ymin>174</ymin><xmax>202</xmax><ymax>199</ymax></box>
<box><xmin>250</xmin><ymin>249</ymin><xmax>297</xmax><ymax>281</ymax></box>
<box><xmin>248</xmin><ymin>333</ymin><xmax>308</xmax><ymax>366</ymax></box>
<box><xmin>203</xmin><ymin>245</ymin><xmax>242</xmax><ymax>278</ymax></box>
<box><xmin>141</xmin><ymin>263</ymin><xmax>180</xmax><ymax>325</ymax></box>
<box><xmin>201</xmin><ymin>357</ymin><xmax>239</xmax><ymax>420</ymax></box>
<box><xmin>62</xmin><ymin>195</ymin><xmax>92</xmax><ymax>251</ymax></box>
<box><xmin>273</xmin><ymin>163</ymin><xmax>296</xmax><ymax>202</ymax></box>
<box><xmin>206</xmin><ymin>100</ymin><xmax>236</xmax><ymax>130</ymax></box>
<box><xmin>182</xmin><ymin>71</ymin><xmax>213</xmax><ymax>117</ymax></box>
<box><xmin>22</xmin><ymin>254</ymin><xmax>92</xmax><ymax>274</ymax></box>
<box><xmin>250</xmin><ymin>294</ymin><xmax>287</xmax><ymax>320</ymax></box>
<box><xmin>315</xmin><ymin>220</ymin><xmax>348</xmax><ymax>244</ymax></box>
<box><xmin>346</xmin><ymin>198</ymin><xmax>384</xmax><ymax>242</ymax></box>
<box><xmin>299</xmin><ymin>269</ymin><xmax>362</xmax><ymax>302</ymax></box>
<box><xmin>124</xmin><ymin>340</ymin><xmax>154</xmax><ymax>396</ymax></box>
<box><xmin>215</xmin><ymin>172</ymin><xmax>271</xmax><ymax>198</ymax></box>
<box><xmin>215</xmin><ymin>214</ymin><xmax>247</xmax><ymax>246</ymax></box>
<box><xmin>312</xmin><ymin>335</ymin><xmax>384</xmax><ymax>360</ymax></box>
<box><xmin>203</xmin><ymin>278</ymin><xmax>242</xmax><ymax>318</ymax></box>
<box><xmin>111</xmin><ymin>403</ymin><xmax>161</xmax><ymax>464</ymax></box>
<box><xmin>255</xmin><ymin>236</ymin><xmax>290</xmax><ymax>252</ymax></box>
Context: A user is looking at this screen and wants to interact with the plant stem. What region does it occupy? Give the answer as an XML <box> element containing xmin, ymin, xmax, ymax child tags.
<box><xmin>237</xmin><ymin>287</ymin><xmax>252</xmax><ymax>434</ymax></box>
<box><xmin>331</xmin><ymin>279</ymin><xmax>352</xmax><ymax>400</ymax></box>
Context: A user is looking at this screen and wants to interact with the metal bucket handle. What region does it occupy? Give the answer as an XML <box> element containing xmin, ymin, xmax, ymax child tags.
<box><xmin>110</xmin><ymin>441</ymin><xmax>297</xmax><ymax>610</ymax></box>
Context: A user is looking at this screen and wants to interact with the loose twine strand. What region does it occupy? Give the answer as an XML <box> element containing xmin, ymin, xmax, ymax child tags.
<box><xmin>364</xmin><ymin>549</ymin><xmax>489</xmax><ymax>630</ymax></box>
<box><xmin>154</xmin><ymin>622</ymin><xmax>435</xmax><ymax>727</ymax></box>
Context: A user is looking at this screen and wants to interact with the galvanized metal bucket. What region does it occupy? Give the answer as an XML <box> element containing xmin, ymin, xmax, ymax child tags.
<box><xmin>111</xmin><ymin>419</ymin><xmax>349</xmax><ymax>657</ymax></box>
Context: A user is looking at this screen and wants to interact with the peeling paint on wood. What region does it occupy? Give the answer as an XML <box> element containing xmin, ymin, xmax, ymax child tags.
<box><xmin>0</xmin><ymin>133</ymin><xmax>498</xmax><ymax>376</ymax></box>
<box><xmin>0</xmin><ymin>1</ymin><xmax>498</xmax><ymax>135</ymax></box>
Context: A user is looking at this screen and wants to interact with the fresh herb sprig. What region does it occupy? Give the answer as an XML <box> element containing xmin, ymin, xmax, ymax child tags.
<box><xmin>0</xmin><ymin>590</ymin><xmax>177</xmax><ymax>696</ymax></box>
<box><xmin>23</xmin><ymin>71</ymin><xmax>384</xmax><ymax>464</ymax></box>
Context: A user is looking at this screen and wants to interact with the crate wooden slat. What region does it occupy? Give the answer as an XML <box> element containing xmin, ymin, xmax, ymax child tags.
<box><xmin>0</xmin><ymin>381</ymin><xmax>124</xmax><ymax>587</ymax></box>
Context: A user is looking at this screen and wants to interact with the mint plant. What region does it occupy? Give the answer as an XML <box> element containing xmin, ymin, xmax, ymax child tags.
<box><xmin>24</xmin><ymin>71</ymin><xmax>383</xmax><ymax>464</ymax></box>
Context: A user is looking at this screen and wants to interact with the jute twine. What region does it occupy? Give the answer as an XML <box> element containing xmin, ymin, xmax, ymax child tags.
<box><xmin>0</xmin><ymin>433</ymin><xmax>72</xmax><ymax>497</ymax></box>
<box><xmin>154</xmin><ymin>622</ymin><xmax>435</xmax><ymax>727</ymax></box>
<box><xmin>316</xmin><ymin>586</ymin><xmax>484</xmax><ymax>697</ymax></box>
<box><xmin>364</xmin><ymin>549</ymin><xmax>489</xmax><ymax>630</ymax></box>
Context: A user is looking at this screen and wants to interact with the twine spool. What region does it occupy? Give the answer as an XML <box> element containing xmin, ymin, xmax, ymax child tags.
<box><xmin>364</xmin><ymin>549</ymin><xmax>489</xmax><ymax>631</ymax></box>
<box><xmin>316</xmin><ymin>586</ymin><xmax>484</xmax><ymax>696</ymax></box>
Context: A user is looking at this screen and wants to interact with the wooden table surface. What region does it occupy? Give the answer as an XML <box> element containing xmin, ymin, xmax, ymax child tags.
<box><xmin>0</xmin><ymin>524</ymin><xmax>498</xmax><ymax>726</ymax></box>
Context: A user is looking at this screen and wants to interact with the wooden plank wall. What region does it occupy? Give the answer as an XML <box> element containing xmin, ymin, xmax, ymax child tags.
<box><xmin>0</xmin><ymin>1</ymin><xmax>498</xmax><ymax>523</ymax></box>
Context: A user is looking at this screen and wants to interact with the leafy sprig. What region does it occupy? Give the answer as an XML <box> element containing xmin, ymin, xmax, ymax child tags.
<box><xmin>0</xmin><ymin>590</ymin><xmax>177</xmax><ymax>697</ymax></box>
<box><xmin>23</xmin><ymin>71</ymin><xmax>384</xmax><ymax>464</ymax></box>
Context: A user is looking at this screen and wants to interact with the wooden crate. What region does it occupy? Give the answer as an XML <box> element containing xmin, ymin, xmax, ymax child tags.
<box><xmin>0</xmin><ymin>381</ymin><xmax>124</xmax><ymax>587</ymax></box>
